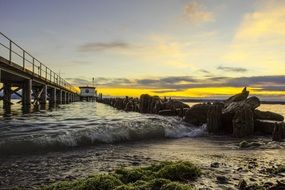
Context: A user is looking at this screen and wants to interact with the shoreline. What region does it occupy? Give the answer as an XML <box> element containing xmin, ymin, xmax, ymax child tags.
<box><xmin>1</xmin><ymin>136</ymin><xmax>284</xmax><ymax>189</ymax></box>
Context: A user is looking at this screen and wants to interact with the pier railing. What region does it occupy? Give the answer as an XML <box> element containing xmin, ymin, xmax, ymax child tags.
<box><xmin>0</xmin><ymin>32</ymin><xmax>78</xmax><ymax>93</ymax></box>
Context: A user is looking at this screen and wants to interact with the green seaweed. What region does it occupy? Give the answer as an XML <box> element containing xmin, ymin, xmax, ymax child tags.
<box><xmin>161</xmin><ymin>182</ymin><xmax>193</xmax><ymax>190</ymax></box>
<box><xmin>43</xmin><ymin>175</ymin><xmax>122</xmax><ymax>190</ymax></box>
<box><xmin>157</xmin><ymin>161</ymin><xmax>201</xmax><ymax>181</ymax></box>
<box><xmin>41</xmin><ymin>161</ymin><xmax>199</xmax><ymax>190</ymax></box>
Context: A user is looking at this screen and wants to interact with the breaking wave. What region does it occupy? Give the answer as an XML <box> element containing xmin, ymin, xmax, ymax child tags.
<box><xmin>0</xmin><ymin>102</ymin><xmax>207</xmax><ymax>155</ymax></box>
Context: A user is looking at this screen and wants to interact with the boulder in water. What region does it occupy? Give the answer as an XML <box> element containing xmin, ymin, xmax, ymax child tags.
<box><xmin>272</xmin><ymin>122</ymin><xmax>285</xmax><ymax>141</ymax></box>
<box><xmin>232</xmin><ymin>106</ymin><xmax>254</xmax><ymax>138</ymax></box>
<box><xmin>254</xmin><ymin>110</ymin><xmax>284</xmax><ymax>121</ymax></box>
<box><xmin>223</xmin><ymin>96</ymin><xmax>260</xmax><ymax>116</ymax></box>
<box><xmin>224</xmin><ymin>87</ymin><xmax>249</xmax><ymax>107</ymax></box>
<box><xmin>184</xmin><ymin>103</ymin><xmax>212</xmax><ymax>126</ymax></box>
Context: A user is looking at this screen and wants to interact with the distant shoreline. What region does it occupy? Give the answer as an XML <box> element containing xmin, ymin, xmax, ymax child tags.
<box><xmin>178</xmin><ymin>98</ymin><xmax>285</xmax><ymax>105</ymax></box>
<box><xmin>8</xmin><ymin>97</ymin><xmax>285</xmax><ymax>105</ymax></box>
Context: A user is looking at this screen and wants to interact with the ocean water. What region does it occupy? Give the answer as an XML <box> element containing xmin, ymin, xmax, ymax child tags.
<box><xmin>0</xmin><ymin>101</ymin><xmax>284</xmax><ymax>156</ymax></box>
<box><xmin>0</xmin><ymin>102</ymin><xmax>207</xmax><ymax>155</ymax></box>
<box><xmin>0</xmin><ymin>101</ymin><xmax>284</xmax><ymax>189</ymax></box>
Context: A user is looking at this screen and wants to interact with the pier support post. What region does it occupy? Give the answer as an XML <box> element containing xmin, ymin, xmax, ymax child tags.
<box><xmin>40</xmin><ymin>85</ymin><xmax>47</xmax><ymax>105</ymax></box>
<box><xmin>3</xmin><ymin>82</ymin><xmax>12</xmax><ymax>110</ymax></box>
<box><xmin>58</xmin><ymin>90</ymin><xmax>62</xmax><ymax>104</ymax></box>
<box><xmin>50</xmin><ymin>87</ymin><xmax>56</xmax><ymax>105</ymax></box>
<box><xmin>64</xmin><ymin>91</ymin><xmax>67</xmax><ymax>104</ymax></box>
<box><xmin>22</xmin><ymin>79</ymin><xmax>32</xmax><ymax>107</ymax></box>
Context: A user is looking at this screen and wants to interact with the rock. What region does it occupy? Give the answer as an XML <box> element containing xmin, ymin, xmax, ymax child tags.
<box><xmin>268</xmin><ymin>181</ymin><xmax>285</xmax><ymax>190</ymax></box>
<box><xmin>224</xmin><ymin>87</ymin><xmax>249</xmax><ymax>107</ymax></box>
<box><xmin>272</xmin><ymin>122</ymin><xmax>285</xmax><ymax>141</ymax></box>
<box><xmin>184</xmin><ymin>103</ymin><xmax>212</xmax><ymax>126</ymax></box>
<box><xmin>216</xmin><ymin>175</ymin><xmax>228</xmax><ymax>184</ymax></box>
<box><xmin>239</xmin><ymin>141</ymin><xmax>262</xmax><ymax>148</ymax></box>
<box><xmin>64</xmin><ymin>175</ymin><xmax>75</xmax><ymax>180</ymax></box>
<box><xmin>210</xmin><ymin>162</ymin><xmax>220</xmax><ymax>168</ymax></box>
<box><xmin>207</xmin><ymin>104</ymin><xmax>223</xmax><ymax>133</ymax></box>
<box><xmin>223</xmin><ymin>96</ymin><xmax>261</xmax><ymax>116</ymax></box>
<box><xmin>232</xmin><ymin>106</ymin><xmax>254</xmax><ymax>138</ymax></box>
<box><xmin>254</xmin><ymin>120</ymin><xmax>280</xmax><ymax>134</ymax></box>
<box><xmin>158</xmin><ymin>109</ymin><xmax>177</xmax><ymax>116</ymax></box>
<box><xmin>254</xmin><ymin>110</ymin><xmax>284</xmax><ymax>121</ymax></box>
<box><xmin>238</xmin><ymin>179</ymin><xmax>247</xmax><ymax>190</ymax></box>
<box><xmin>131</xmin><ymin>161</ymin><xmax>140</xmax><ymax>166</ymax></box>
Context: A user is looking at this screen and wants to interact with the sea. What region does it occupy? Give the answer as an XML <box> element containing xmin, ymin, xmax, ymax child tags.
<box><xmin>0</xmin><ymin>101</ymin><xmax>284</xmax><ymax>189</ymax></box>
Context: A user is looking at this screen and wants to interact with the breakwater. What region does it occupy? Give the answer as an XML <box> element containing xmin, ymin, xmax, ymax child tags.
<box><xmin>97</xmin><ymin>88</ymin><xmax>285</xmax><ymax>141</ymax></box>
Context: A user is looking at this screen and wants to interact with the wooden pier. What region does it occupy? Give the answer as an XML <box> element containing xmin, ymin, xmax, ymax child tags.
<box><xmin>0</xmin><ymin>32</ymin><xmax>80</xmax><ymax>112</ymax></box>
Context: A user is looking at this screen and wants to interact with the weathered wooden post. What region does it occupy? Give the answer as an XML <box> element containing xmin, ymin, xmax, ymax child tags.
<box><xmin>40</xmin><ymin>85</ymin><xmax>47</xmax><ymax>105</ymax></box>
<box><xmin>49</xmin><ymin>87</ymin><xmax>56</xmax><ymax>105</ymax></box>
<box><xmin>3</xmin><ymin>82</ymin><xmax>12</xmax><ymax>110</ymax></box>
<box><xmin>22</xmin><ymin>79</ymin><xmax>32</xmax><ymax>107</ymax></box>
<box><xmin>207</xmin><ymin>104</ymin><xmax>223</xmax><ymax>133</ymax></box>
<box><xmin>232</xmin><ymin>106</ymin><xmax>254</xmax><ymax>138</ymax></box>
<box><xmin>62</xmin><ymin>91</ymin><xmax>67</xmax><ymax>104</ymax></box>
<box><xmin>58</xmin><ymin>90</ymin><xmax>63</xmax><ymax>104</ymax></box>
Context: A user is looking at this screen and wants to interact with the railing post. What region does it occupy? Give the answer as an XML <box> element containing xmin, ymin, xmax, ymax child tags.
<box><xmin>45</xmin><ymin>67</ymin><xmax>47</xmax><ymax>80</ymax></box>
<box><xmin>39</xmin><ymin>63</ymin><xmax>42</xmax><ymax>77</ymax></box>
<box><xmin>32</xmin><ymin>57</ymin><xmax>35</xmax><ymax>74</ymax></box>
<box><xmin>9</xmin><ymin>40</ymin><xmax>12</xmax><ymax>64</ymax></box>
<box><xmin>22</xmin><ymin>50</ymin><xmax>25</xmax><ymax>69</ymax></box>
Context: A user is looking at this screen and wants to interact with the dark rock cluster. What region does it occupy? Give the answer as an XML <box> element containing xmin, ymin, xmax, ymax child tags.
<box><xmin>97</xmin><ymin>94</ymin><xmax>190</xmax><ymax>117</ymax></box>
<box><xmin>97</xmin><ymin>88</ymin><xmax>285</xmax><ymax>140</ymax></box>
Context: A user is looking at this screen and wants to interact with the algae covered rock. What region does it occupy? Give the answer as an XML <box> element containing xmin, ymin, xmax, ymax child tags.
<box><xmin>239</xmin><ymin>140</ymin><xmax>262</xmax><ymax>149</ymax></box>
<box><xmin>157</xmin><ymin>161</ymin><xmax>201</xmax><ymax>181</ymax></box>
<box><xmin>42</xmin><ymin>161</ymin><xmax>201</xmax><ymax>190</ymax></box>
<box><xmin>161</xmin><ymin>182</ymin><xmax>193</xmax><ymax>190</ymax></box>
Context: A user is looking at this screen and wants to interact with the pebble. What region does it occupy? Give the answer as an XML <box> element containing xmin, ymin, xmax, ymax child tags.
<box><xmin>216</xmin><ymin>175</ymin><xmax>228</xmax><ymax>184</ymax></box>
<box><xmin>211</xmin><ymin>162</ymin><xmax>220</xmax><ymax>168</ymax></box>
<box><xmin>131</xmin><ymin>161</ymin><xmax>140</xmax><ymax>166</ymax></box>
<box><xmin>238</xmin><ymin>179</ymin><xmax>247</xmax><ymax>190</ymax></box>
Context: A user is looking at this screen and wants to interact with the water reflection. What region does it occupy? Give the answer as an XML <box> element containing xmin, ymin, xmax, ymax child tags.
<box><xmin>0</xmin><ymin>100</ymin><xmax>61</xmax><ymax>118</ymax></box>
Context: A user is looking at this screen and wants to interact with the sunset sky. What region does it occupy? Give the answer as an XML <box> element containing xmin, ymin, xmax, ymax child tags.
<box><xmin>0</xmin><ymin>0</ymin><xmax>285</xmax><ymax>100</ymax></box>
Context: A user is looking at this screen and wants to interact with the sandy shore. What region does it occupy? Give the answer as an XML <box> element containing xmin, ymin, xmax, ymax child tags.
<box><xmin>0</xmin><ymin>136</ymin><xmax>284</xmax><ymax>189</ymax></box>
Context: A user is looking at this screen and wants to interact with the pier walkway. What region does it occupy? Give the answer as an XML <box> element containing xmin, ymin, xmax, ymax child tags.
<box><xmin>0</xmin><ymin>32</ymin><xmax>80</xmax><ymax>112</ymax></box>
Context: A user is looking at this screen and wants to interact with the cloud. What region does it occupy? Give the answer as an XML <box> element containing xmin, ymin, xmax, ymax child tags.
<box><xmin>183</xmin><ymin>1</ymin><xmax>214</xmax><ymax>24</ymax></box>
<box><xmin>198</xmin><ymin>69</ymin><xmax>210</xmax><ymax>74</ymax></box>
<box><xmin>67</xmin><ymin>77</ymin><xmax>133</xmax><ymax>87</ymax></box>
<box><xmin>67</xmin><ymin>75</ymin><xmax>285</xmax><ymax>93</ymax></box>
<box><xmin>78</xmin><ymin>41</ymin><xmax>130</xmax><ymax>52</ymax></box>
<box><xmin>224</xmin><ymin>0</ymin><xmax>285</xmax><ymax>75</ymax></box>
<box><xmin>217</xmin><ymin>66</ymin><xmax>247</xmax><ymax>73</ymax></box>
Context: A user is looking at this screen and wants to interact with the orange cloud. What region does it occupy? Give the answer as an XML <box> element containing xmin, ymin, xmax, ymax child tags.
<box><xmin>183</xmin><ymin>1</ymin><xmax>214</xmax><ymax>24</ymax></box>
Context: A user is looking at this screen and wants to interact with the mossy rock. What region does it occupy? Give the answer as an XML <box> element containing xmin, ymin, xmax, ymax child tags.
<box><xmin>115</xmin><ymin>168</ymin><xmax>153</xmax><ymax>183</ymax></box>
<box><xmin>114</xmin><ymin>185</ymin><xmax>139</xmax><ymax>190</ymax></box>
<box><xmin>142</xmin><ymin>178</ymin><xmax>172</xmax><ymax>190</ymax></box>
<box><xmin>42</xmin><ymin>161</ymin><xmax>200</xmax><ymax>190</ymax></box>
<box><xmin>157</xmin><ymin>161</ymin><xmax>201</xmax><ymax>182</ymax></box>
<box><xmin>79</xmin><ymin>175</ymin><xmax>122</xmax><ymax>190</ymax></box>
<box><xmin>43</xmin><ymin>174</ymin><xmax>122</xmax><ymax>190</ymax></box>
<box><xmin>161</xmin><ymin>182</ymin><xmax>193</xmax><ymax>190</ymax></box>
<box><xmin>239</xmin><ymin>141</ymin><xmax>262</xmax><ymax>149</ymax></box>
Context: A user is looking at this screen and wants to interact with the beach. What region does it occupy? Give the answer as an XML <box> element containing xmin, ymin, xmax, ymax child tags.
<box><xmin>0</xmin><ymin>102</ymin><xmax>284</xmax><ymax>189</ymax></box>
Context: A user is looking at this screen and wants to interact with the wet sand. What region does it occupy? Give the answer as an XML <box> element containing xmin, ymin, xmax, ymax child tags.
<box><xmin>0</xmin><ymin>136</ymin><xmax>284</xmax><ymax>189</ymax></box>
